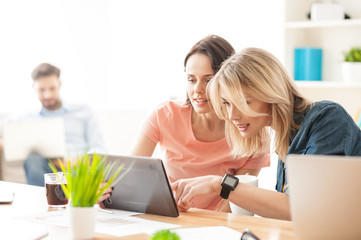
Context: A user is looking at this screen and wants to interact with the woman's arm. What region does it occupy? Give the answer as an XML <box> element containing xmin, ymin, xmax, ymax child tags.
<box><xmin>171</xmin><ymin>175</ymin><xmax>291</xmax><ymax>220</ymax></box>
<box><xmin>129</xmin><ymin>134</ymin><xmax>157</xmax><ymax>157</ymax></box>
<box><xmin>228</xmin><ymin>181</ymin><xmax>290</xmax><ymax>220</ymax></box>
<box><xmin>218</xmin><ymin>165</ymin><xmax>262</xmax><ymax>212</ymax></box>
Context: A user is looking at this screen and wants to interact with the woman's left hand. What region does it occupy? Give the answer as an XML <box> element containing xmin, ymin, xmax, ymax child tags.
<box><xmin>171</xmin><ymin>175</ymin><xmax>223</xmax><ymax>211</ymax></box>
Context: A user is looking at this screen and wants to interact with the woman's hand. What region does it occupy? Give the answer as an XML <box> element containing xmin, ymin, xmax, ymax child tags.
<box><xmin>98</xmin><ymin>183</ymin><xmax>113</xmax><ymax>208</ymax></box>
<box><xmin>171</xmin><ymin>175</ymin><xmax>223</xmax><ymax>211</ymax></box>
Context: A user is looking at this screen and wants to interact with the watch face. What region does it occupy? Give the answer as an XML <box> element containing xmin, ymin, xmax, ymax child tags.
<box><xmin>224</xmin><ymin>176</ymin><xmax>237</xmax><ymax>187</ymax></box>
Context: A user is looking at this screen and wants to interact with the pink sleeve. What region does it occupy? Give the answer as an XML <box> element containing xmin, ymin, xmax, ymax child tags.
<box><xmin>241</xmin><ymin>152</ymin><xmax>270</xmax><ymax>169</ymax></box>
<box><xmin>141</xmin><ymin>109</ymin><xmax>161</xmax><ymax>144</ymax></box>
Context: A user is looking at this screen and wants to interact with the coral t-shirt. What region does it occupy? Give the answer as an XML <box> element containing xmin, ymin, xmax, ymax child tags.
<box><xmin>142</xmin><ymin>101</ymin><xmax>270</xmax><ymax>210</ymax></box>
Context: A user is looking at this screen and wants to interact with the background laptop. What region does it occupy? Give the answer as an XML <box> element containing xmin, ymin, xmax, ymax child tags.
<box><xmin>287</xmin><ymin>154</ymin><xmax>361</xmax><ymax>240</ymax></box>
<box><xmin>3</xmin><ymin>118</ymin><xmax>66</xmax><ymax>162</ymax></box>
<box><xmin>102</xmin><ymin>155</ymin><xmax>179</xmax><ymax>217</ymax></box>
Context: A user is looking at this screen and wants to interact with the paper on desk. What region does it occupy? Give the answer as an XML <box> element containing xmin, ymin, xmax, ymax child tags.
<box><xmin>171</xmin><ymin>226</ymin><xmax>242</xmax><ymax>240</ymax></box>
<box><xmin>20</xmin><ymin>208</ymin><xmax>180</xmax><ymax>237</ymax></box>
<box><xmin>19</xmin><ymin>208</ymin><xmax>140</xmax><ymax>227</ymax></box>
<box><xmin>95</xmin><ymin>215</ymin><xmax>180</xmax><ymax>237</ymax></box>
<box><xmin>0</xmin><ymin>219</ymin><xmax>48</xmax><ymax>240</ymax></box>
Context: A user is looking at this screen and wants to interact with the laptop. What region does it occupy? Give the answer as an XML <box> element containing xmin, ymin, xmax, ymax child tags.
<box><xmin>287</xmin><ymin>154</ymin><xmax>361</xmax><ymax>240</ymax></box>
<box><xmin>2</xmin><ymin>118</ymin><xmax>66</xmax><ymax>162</ymax></box>
<box><xmin>102</xmin><ymin>155</ymin><xmax>179</xmax><ymax>217</ymax></box>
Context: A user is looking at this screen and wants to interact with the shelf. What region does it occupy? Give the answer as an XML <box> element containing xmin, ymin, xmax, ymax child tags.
<box><xmin>284</xmin><ymin>0</ymin><xmax>361</xmax><ymax>114</ymax></box>
<box><xmin>295</xmin><ymin>81</ymin><xmax>361</xmax><ymax>88</ymax></box>
<box><xmin>285</xmin><ymin>19</ymin><xmax>361</xmax><ymax>29</ymax></box>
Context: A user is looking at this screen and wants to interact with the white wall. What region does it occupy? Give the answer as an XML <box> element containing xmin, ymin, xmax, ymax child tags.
<box><xmin>0</xmin><ymin>0</ymin><xmax>284</xmax><ymax>112</ymax></box>
<box><xmin>0</xmin><ymin>0</ymin><xmax>283</xmax><ymax>190</ymax></box>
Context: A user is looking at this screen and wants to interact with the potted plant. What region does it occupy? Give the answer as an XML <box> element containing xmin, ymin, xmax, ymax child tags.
<box><xmin>342</xmin><ymin>47</ymin><xmax>361</xmax><ymax>83</ymax></box>
<box><xmin>151</xmin><ymin>230</ymin><xmax>180</xmax><ymax>240</ymax></box>
<box><xmin>49</xmin><ymin>153</ymin><xmax>129</xmax><ymax>239</ymax></box>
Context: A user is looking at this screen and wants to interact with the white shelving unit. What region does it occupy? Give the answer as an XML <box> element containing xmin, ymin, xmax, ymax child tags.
<box><xmin>284</xmin><ymin>0</ymin><xmax>361</xmax><ymax>115</ymax></box>
<box><xmin>295</xmin><ymin>81</ymin><xmax>361</xmax><ymax>88</ymax></box>
<box><xmin>285</xmin><ymin>18</ymin><xmax>361</xmax><ymax>29</ymax></box>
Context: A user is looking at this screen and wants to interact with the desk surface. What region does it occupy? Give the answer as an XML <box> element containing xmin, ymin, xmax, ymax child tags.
<box><xmin>0</xmin><ymin>181</ymin><xmax>294</xmax><ymax>240</ymax></box>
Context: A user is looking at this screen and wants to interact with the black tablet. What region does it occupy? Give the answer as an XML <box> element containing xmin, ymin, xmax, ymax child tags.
<box><xmin>101</xmin><ymin>155</ymin><xmax>179</xmax><ymax>217</ymax></box>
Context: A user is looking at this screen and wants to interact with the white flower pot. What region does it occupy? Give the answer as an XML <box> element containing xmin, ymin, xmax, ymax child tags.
<box><xmin>69</xmin><ymin>206</ymin><xmax>98</xmax><ymax>239</ymax></box>
<box><xmin>342</xmin><ymin>62</ymin><xmax>361</xmax><ymax>83</ymax></box>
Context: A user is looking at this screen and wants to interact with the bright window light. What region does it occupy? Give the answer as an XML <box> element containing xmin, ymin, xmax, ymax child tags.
<box><xmin>0</xmin><ymin>0</ymin><xmax>283</xmax><ymax>113</ymax></box>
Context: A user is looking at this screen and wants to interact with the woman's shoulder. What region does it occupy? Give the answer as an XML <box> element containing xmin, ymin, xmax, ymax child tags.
<box><xmin>154</xmin><ymin>100</ymin><xmax>190</xmax><ymax>114</ymax></box>
<box><xmin>305</xmin><ymin>100</ymin><xmax>352</xmax><ymax>125</ymax></box>
<box><xmin>313</xmin><ymin>100</ymin><xmax>344</xmax><ymax>110</ymax></box>
<box><xmin>310</xmin><ymin>101</ymin><xmax>348</xmax><ymax>117</ymax></box>
<box><xmin>152</xmin><ymin>100</ymin><xmax>191</xmax><ymax>120</ymax></box>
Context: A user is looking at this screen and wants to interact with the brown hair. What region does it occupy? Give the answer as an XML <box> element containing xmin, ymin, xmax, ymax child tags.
<box><xmin>184</xmin><ymin>35</ymin><xmax>235</xmax><ymax>104</ymax></box>
<box><xmin>184</xmin><ymin>35</ymin><xmax>235</xmax><ymax>73</ymax></box>
<box><xmin>31</xmin><ymin>63</ymin><xmax>60</xmax><ymax>81</ymax></box>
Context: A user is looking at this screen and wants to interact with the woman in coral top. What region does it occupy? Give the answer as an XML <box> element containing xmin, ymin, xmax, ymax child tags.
<box><xmin>130</xmin><ymin>35</ymin><xmax>270</xmax><ymax>211</ymax></box>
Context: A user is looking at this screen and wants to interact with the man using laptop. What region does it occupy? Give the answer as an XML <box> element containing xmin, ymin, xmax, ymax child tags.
<box><xmin>1</xmin><ymin>63</ymin><xmax>105</xmax><ymax>186</ymax></box>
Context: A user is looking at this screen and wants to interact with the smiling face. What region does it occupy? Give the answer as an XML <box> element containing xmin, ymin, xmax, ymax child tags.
<box><xmin>185</xmin><ymin>53</ymin><xmax>214</xmax><ymax>114</ymax></box>
<box><xmin>221</xmin><ymin>93</ymin><xmax>271</xmax><ymax>138</ymax></box>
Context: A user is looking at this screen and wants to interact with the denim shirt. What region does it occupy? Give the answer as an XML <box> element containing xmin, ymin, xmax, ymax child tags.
<box><xmin>276</xmin><ymin>101</ymin><xmax>361</xmax><ymax>195</ymax></box>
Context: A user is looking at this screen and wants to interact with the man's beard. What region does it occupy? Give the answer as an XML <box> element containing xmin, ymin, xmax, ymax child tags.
<box><xmin>42</xmin><ymin>99</ymin><xmax>61</xmax><ymax>110</ymax></box>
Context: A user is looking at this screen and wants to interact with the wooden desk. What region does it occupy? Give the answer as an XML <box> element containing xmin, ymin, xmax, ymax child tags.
<box><xmin>0</xmin><ymin>181</ymin><xmax>294</xmax><ymax>239</ymax></box>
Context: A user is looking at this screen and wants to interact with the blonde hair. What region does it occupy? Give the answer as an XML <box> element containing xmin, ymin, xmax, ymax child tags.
<box><xmin>208</xmin><ymin>48</ymin><xmax>311</xmax><ymax>161</ymax></box>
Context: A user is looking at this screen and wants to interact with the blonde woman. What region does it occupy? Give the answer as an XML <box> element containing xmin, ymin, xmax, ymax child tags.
<box><xmin>171</xmin><ymin>48</ymin><xmax>361</xmax><ymax>220</ymax></box>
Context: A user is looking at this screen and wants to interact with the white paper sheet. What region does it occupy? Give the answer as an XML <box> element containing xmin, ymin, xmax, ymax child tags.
<box><xmin>20</xmin><ymin>208</ymin><xmax>180</xmax><ymax>237</ymax></box>
<box><xmin>95</xmin><ymin>216</ymin><xmax>180</xmax><ymax>237</ymax></box>
<box><xmin>20</xmin><ymin>208</ymin><xmax>141</xmax><ymax>227</ymax></box>
<box><xmin>171</xmin><ymin>226</ymin><xmax>242</xmax><ymax>240</ymax></box>
<box><xmin>0</xmin><ymin>219</ymin><xmax>48</xmax><ymax>240</ymax></box>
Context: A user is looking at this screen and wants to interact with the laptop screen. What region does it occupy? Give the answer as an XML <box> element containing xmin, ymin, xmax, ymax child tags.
<box><xmin>3</xmin><ymin>118</ymin><xmax>66</xmax><ymax>161</ymax></box>
<box><xmin>101</xmin><ymin>155</ymin><xmax>179</xmax><ymax>217</ymax></box>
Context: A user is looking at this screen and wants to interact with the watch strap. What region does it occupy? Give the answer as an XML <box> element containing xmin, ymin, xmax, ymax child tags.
<box><xmin>220</xmin><ymin>186</ymin><xmax>231</xmax><ymax>199</ymax></box>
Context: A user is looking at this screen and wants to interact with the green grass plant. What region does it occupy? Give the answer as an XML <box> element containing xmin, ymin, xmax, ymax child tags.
<box><xmin>151</xmin><ymin>230</ymin><xmax>180</xmax><ymax>240</ymax></box>
<box><xmin>344</xmin><ymin>47</ymin><xmax>361</xmax><ymax>62</ymax></box>
<box><xmin>49</xmin><ymin>153</ymin><xmax>131</xmax><ymax>207</ymax></box>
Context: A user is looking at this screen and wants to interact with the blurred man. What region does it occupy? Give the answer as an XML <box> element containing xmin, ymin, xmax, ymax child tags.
<box><xmin>22</xmin><ymin>63</ymin><xmax>104</xmax><ymax>186</ymax></box>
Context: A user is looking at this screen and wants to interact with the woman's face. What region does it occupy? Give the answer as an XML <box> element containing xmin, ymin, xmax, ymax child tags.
<box><xmin>185</xmin><ymin>53</ymin><xmax>214</xmax><ymax>114</ymax></box>
<box><xmin>221</xmin><ymin>93</ymin><xmax>271</xmax><ymax>138</ymax></box>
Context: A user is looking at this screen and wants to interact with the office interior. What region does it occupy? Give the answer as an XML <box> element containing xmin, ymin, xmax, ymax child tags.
<box><xmin>1</xmin><ymin>0</ymin><xmax>361</xmax><ymax>239</ymax></box>
<box><xmin>0</xmin><ymin>0</ymin><xmax>286</xmax><ymax>188</ymax></box>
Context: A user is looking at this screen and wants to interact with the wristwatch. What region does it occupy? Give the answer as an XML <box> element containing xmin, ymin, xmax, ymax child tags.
<box><xmin>220</xmin><ymin>174</ymin><xmax>239</xmax><ymax>199</ymax></box>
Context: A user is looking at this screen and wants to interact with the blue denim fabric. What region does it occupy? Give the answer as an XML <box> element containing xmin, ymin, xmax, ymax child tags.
<box><xmin>24</xmin><ymin>153</ymin><xmax>53</xmax><ymax>186</ymax></box>
<box><xmin>276</xmin><ymin>101</ymin><xmax>361</xmax><ymax>194</ymax></box>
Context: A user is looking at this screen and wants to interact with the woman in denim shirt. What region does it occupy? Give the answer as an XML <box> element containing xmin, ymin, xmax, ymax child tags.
<box><xmin>171</xmin><ymin>48</ymin><xmax>361</xmax><ymax>220</ymax></box>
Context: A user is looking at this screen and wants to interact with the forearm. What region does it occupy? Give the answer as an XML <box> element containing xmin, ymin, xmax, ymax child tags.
<box><xmin>228</xmin><ymin>183</ymin><xmax>291</xmax><ymax>220</ymax></box>
<box><xmin>174</xmin><ymin>175</ymin><xmax>290</xmax><ymax>220</ymax></box>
